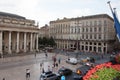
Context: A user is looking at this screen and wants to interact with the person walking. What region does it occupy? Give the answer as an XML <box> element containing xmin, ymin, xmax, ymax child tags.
<box><xmin>42</xmin><ymin>68</ymin><xmax>44</xmax><ymax>73</ymax></box>
<box><xmin>34</xmin><ymin>53</ymin><xmax>36</xmax><ymax>58</ymax></box>
<box><xmin>3</xmin><ymin>78</ymin><xmax>5</xmax><ymax>80</ymax></box>
<box><xmin>55</xmin><ymin>62</ymin><xmax>58</xmax><ymax>71</ymax></box>
<box><xmin>45</xmin><ymin>53</ymin><xmax>48</xmax><ymax>58</ymax></box>
<box><xmin>40</xmin><ymin>62</ymin><xmax>43</xmax><ymax>72</ymax></box>
<box><xmin>58</xmin><ymin>57</ymin><xmax>61</xmax><ymax>64</ymax></box>
<box><xmin>26</xmin><ymin>69</ymin><xmax>30</xmax><ymax>80</ymax></box>
<box><xmin>48</xmin><ymin>66</ymin><xmax>51</xmax><ymax>71</ymax></box>
<box><xmin>56</xmin><ymin>62</ymin><xmax>58</xmax><ymax>67</ymax></box>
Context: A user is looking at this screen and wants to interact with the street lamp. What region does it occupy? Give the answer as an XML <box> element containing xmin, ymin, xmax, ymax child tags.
<box><xmin>75</xmin><ymin>20</ymin><xmax>79</xmax><ymax>58</ymax></box>
<box><xmin>75</xmin><ymin>20</ymin><xmax>82</xmax><ymax>58</ymax></box>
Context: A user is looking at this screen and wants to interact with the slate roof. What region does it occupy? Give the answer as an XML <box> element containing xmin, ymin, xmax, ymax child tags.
<box><xmin>0</xmin><ymin>12</ymin><xmax>25</xmax><ymax>19</ymax></box>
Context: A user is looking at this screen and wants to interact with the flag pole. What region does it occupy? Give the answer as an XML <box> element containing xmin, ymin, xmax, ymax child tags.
<box><xmin>107</xmin><ymin>1</ymin><xmax>114</xmax><ymax>14</ymax></box>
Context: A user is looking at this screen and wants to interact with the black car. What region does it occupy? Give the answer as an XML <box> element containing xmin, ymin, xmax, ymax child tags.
<box><xmin>73</xmin><ymin>72</ymin><xmax>82</xmax><ymax>80</ymax></box>
<box><xmin>58</xmin><ymin>67</ymin><xmax>72</xmax><ymax>76</ymax></box>
<box><xmin>76</xmin><ymin>65</ymin><xmax>91</xmax><ymax>76</ymax></box>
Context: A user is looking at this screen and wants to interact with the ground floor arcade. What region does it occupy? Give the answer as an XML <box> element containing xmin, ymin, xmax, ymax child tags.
<box><xmin>56</xmin><ymin>39</ymin><xmax>114</xmax><ymax>54</ymax></box>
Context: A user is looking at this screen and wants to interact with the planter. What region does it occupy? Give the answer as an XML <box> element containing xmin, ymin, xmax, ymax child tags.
<box><xmin>83</xmin><ymin>62</ymin><xmax>120</xmax><ymax>80</ymax></box>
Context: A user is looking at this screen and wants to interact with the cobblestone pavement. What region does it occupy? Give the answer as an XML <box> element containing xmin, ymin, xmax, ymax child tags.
<box><xmin>0</xmin><ymin>53</ymin><xmax>82</xmax><ymax>80</ymax></box>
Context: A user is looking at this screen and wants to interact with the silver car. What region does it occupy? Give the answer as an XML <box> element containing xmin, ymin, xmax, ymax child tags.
<box><xmin>40</xmin><ymin>71</ymin><xmax>60</xmax><ymax>80</ymax></box>
<box><xmin>66</xmin><ymin>58</ymin><xmax>78</xmax><ymax>65</ymax></box>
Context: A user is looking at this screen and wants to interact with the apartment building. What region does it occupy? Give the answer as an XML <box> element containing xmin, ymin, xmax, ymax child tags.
<box><xmin>49</xmin><ymin>14</ymin><xmax>116</xmax><ymax>53</ymax></box>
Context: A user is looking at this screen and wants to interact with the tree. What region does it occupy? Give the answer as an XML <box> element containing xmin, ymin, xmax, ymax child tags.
<box><xmin>42</xmin><ymin>37</ymin><xmax>48</xmax><ymax>46</ymax></box>
<box><xmin>48</xmin><ymin>37</ymin><xmax>56</xmax><ymax>47</ymax></box>
<box><xmin>38</xmin><ymin>37</ymin><xmax>56</xmax><ymax>48</ymax></box>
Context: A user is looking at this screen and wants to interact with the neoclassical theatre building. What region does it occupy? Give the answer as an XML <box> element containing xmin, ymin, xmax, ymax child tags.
<box><xmin>0</xmin><ymin>12</ymin><xmax>39</xmax><ymax>56</ymax></box>
<box><xmin>49</xmin><ymin>14</ymin><xmax>116</xmax><ymax>53</ymax></box>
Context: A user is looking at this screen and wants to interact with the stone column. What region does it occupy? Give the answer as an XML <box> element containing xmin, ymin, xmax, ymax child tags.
<box><xmin>30</xmin><ymin>33</ymin><xmax>33</xmax><ymax>51</ymax></box>
<box><xmin>67</xmin><ymin>41</ymin><xmax>68</xmax><ymax>50</ymax></box>
<box><xmin>24</xmin><ymin>32</ymin><xmax>27</xmax><ymax>52</ymax></box>
<box><xmin>88</xmin><ymin>45</ymin><xmax>90</xmax><ymax>52</ymax></box>
<box><xmin>16</xmin><ymin>32</ymin><xmax>20</xmax><ymax>53</ymax></box>
<box><xmin>0</xmin><ymin>31</ymin><xmax>3</xmax><ymax>57</ymax></box>
<box><xmin>8</xmin><ymin>31</ymin><xmax>11</xmax><ymax>54</ymax></box>
<box><xmin>32</xmin><ymin>33</ymin><xmax>35</xmax><ymax>51</ymax></box>
<box><xmin>36</xmin><ymin>33</ymin><xmax>38</xmax><ymax>51</ymax></box>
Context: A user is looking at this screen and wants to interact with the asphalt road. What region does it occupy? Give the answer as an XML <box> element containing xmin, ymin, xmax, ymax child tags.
<box><xmin>0</xmin><ymin>52</ymin><xmax>110</xmax><ymax>80</ymax></box>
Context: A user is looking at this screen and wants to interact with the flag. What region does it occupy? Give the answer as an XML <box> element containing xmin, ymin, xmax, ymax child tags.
<box><xmin>112</xmin><ymin>10</ymin><xmax>120</xmax><ymax>42</ymax></box>
<box><xmin>108</xmin><ymin>1</ymin><xmax>120</xmax><ymax>42</ymax></box>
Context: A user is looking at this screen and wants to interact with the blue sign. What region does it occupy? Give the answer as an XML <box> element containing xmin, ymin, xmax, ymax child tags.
<box><xmin>61</xmin><ymin>76</ymin><xmax>65</xmax><ymax>80</ymax></box>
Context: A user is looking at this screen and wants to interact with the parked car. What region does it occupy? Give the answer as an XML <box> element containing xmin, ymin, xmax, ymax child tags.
<box><xmin>66</xmin><ymin>58</ymin><xmax>78</xmax><ymax>65</ymax></box>
<box><xmin>78</xmin><ymin>57</ymin><xmax>95</xmax><ymax>65</ymax></box>
<box><xmin>76</xmin><ymin>65</ymin><xmax>91</xmax><ymax>76</ymax></box>
<box><xmin>58</xmin><ymin>67</ymin><xmax>72</xmax><ymax>76</ymax></box>
<box><xmin>73</xmin><ymin>72</ymin><xmax>82</xmax><ymax>80</ymax></box>
<box><xmin>39</xmin><ymin>71</ymin><xmax>60</xmax><ymax>80</ymax></box>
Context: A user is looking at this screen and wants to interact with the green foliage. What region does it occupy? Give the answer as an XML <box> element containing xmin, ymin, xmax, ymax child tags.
<box><xmin>38</xmin><ymin>37</ymin><xmax>56</xmax><ymax>48</ymax></box>
<box><xmin>90</xmin><ymin>67</ymin><xmax>120</xmax><ymax>80</ymax></box>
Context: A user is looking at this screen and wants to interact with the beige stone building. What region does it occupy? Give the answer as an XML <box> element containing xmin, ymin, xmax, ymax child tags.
<box><xmin>0</xmin><ymin>12</ymin><xmax>39</xmax><ymax>56</ymax></box>
<box><xmin>39</xmin><ymin>24</ymin><xmax>49</xmax><ymax>38</ymax></box>
<box><xmin>49</xmin><ymin>14</ymin><xmax>116</xmax><ymax>53</ymax></box>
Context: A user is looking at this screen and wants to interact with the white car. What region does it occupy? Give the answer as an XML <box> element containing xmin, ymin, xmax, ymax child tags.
<box><xmin>66</xmin><ymin>58</ymin><xmax>78</xmax><ymax>65</ymax></box>
<box><xmin>39</xmin><ymin>71</ymin><xmax>60</xmax><ymax>80</ymax></box>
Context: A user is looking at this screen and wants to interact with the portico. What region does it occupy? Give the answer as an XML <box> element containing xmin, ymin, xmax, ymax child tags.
<box><xmin>1</xmin><ymin>31</ymin><xmax>39</xmax><ymax>54</ymax></box>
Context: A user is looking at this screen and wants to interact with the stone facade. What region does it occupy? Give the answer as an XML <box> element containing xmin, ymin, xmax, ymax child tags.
<box><xmin>0</xmin><ymin>12</ymin><xmax>39</xmax><ymax>56</ymax></box>
<box><xmin>39</xmin><ymin>24</ymin><xmax>49</xmax><ymax>38</ymax></box>
<box><xmin>49</xmin><ymin>14</ymin><xmax>116</xmax><ymax>53</ymax></box>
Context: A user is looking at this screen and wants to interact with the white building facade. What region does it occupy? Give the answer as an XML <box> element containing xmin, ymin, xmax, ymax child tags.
<box><xmin>49</xmin><ymin>14</ymin><xmax>115</xmax><ymax>53</ymax></box>
<box><xmin>0</xmin><ymin>12</ymin><xmax>39</xmax><ymax>56</ymax></box>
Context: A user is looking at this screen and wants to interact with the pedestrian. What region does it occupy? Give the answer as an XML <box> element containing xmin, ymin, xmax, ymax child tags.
<box><xmin>42</xmin><ymin>68</ymin><xmax>44</xmax><ymax>73</ymax></box>
<box><xmin>58</xmin><ymin>57</ymin><xmax>61</xmax><ymax>64</ymax></box>
<box><xmin>3</xmin><ymin>78</ymin><xmax>5</xmax><ymax>80</ymax></box>
<box><xmin>48</xmin><ymin>65</ymin><xmax>50</xmax><ymax>70</ymax></box>
<box><xmin>56</xmin><ymin>62</ymin><xmax>58</xmax><ymax>69</ymax></box>
<box><xmin>45</xmin><ymin>53</ymin><xmax>48</xmax><ymax>58</ymax></box>
<box><xmin>56</xmin><ymin>63</ymin><xmax>58</xmax><ymax>67</ymax></box>
<box><xmin>53</xmin><ymin>62</ymin><xmax>56</xmax><ymax>68</ymax></box>
<box><xmin>52</xmin><ymin>66</ymin><xmax>54</xmax><ymax>72</ymax></box>
<box><xmin>40</xmin><ymin>63</ymin><xmax>43</xmax><ymax>67</ymax></box>
<box><xmin>101</xmin><ymin>53</ymin><xmax>104</xmax><ymax>59</ymax></box>
<box><xmin>53</xmin><ymin>57</ymin><xmax>56</xmax><ymax>63</ymax></box>
<box><xmin>40</xmin><ymin>62</ymin><xmax>43</xmax><ymax>71</ymax></box>
<box><xmin>26</xmin><ymin>69</ymin><xmax>30</xmax><ymax>79</ymax></box>
<box><xmin>35</xmin><ymin>53</ymin><xmax>36</xmax><ymax>58</ymax></box>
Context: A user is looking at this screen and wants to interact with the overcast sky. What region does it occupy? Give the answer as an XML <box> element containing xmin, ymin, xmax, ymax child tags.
<box><xmin>0</xmin><ymin>0</ymin><xmax>120</xmax><ymax>27</ymax></box>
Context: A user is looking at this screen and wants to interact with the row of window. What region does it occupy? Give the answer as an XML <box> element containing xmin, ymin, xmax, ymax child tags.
<box><xmin>50</xmin><ymin>26</ymin><xmax>104</xmax><ymax>34</ymax></box>
<box><xmin>81</xmin><ymin>34</ymin><xmax>102</xmax><ymax>40</ymax></box>
<box><xmin>54</xmin><ymin>33</ymin><xmax>104</xmax><ymax>40</ymax></box>
<box><xmin>51</xmin><ymin>20</ymin><xmax>107</xmax><ymax>28</ymax></box>
<box><xmin>81</xmin><ymin>20</ymin><xmax>107</xmax><ymax>27</ymax></box>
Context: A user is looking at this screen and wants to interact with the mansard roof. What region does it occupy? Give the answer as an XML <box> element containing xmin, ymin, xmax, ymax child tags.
<box><xmin>0</xmin><ymin>11</ymin><xmax>25</xmax><ymax>19</ymax></box>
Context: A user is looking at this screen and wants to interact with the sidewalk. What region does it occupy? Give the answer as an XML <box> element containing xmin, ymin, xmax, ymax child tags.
<box><xmin>0</xmin><ymin>52</ymin><xmax>45</xmax><ymax>63</ymax></box>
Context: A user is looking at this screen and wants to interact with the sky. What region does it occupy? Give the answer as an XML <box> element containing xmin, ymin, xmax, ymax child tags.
<box><xmin>0</xmin><ymin>0</ymin><xmax>120</xmax><ymax>28</ymax></box>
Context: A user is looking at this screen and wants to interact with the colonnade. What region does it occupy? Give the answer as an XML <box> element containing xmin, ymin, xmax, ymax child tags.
<box><xmin>0</xmin><ymin>31</ymin><xmax>38</xmax><ymax>55</ymax></box>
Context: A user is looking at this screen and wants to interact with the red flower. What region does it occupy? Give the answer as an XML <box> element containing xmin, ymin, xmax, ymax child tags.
<box><xmin>83</xmin><ymin>62</ymin><xmax>120</xmax><ymax>80</ymax></box>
